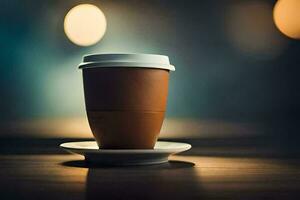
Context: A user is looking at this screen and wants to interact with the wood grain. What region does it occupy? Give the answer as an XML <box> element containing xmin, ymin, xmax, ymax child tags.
<box><xmin>1</xmin><ymin>152</ymin><xmax>300</xmax><ymax>200</ymax></box>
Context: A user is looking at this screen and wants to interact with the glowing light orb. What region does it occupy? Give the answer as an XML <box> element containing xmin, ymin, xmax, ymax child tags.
<box><xmin>273</xmin><ymin>0</ymin><xmax>300</xmax><ymax>39</ymax></box>
<box><xmin>64</xmin><ymin>4</ymin><xmax>107</xmax><ymax>46</ymax></box>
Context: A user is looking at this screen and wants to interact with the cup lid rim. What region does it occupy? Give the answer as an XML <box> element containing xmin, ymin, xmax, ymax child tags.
<box><xmin>78</xmin><ymin>53</ymin><xmax>175</xmax><ymax>71</ymax></box>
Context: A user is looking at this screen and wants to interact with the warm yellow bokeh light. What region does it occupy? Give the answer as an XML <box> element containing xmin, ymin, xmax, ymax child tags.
<box><xmin>64</xmin><ymin>4</ymin><xmax>107</xmax><ymax>46</ymax></box>
<box><xmin>273</xmin><ymin>0</ymin><xmax>300</xmax><ymax>39</ymax></box>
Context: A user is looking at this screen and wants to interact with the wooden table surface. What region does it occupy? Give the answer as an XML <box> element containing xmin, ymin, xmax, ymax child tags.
<box><xmin>1</xmin><ymin>140</ymin><xmax>300</xmax><ymax>200</ymax></box>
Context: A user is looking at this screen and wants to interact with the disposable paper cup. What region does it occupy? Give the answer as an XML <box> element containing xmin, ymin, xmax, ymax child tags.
<box><xmin>79</xmin><ymin>53</ymin><xmax>175</xmax><ymax>149</ymax></box>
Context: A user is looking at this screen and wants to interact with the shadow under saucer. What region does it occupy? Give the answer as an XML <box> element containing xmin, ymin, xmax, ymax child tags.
<box><xmin>61</xmin><ymin>159</ymin><xmax>195</xmax><ymax>169</ymax></box>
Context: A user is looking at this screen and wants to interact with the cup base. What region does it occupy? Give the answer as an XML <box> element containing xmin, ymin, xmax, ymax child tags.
<box><xmin>87</xmin><ymin>110</ymin><xmax>165</xmax><ymax>149</ymax></box>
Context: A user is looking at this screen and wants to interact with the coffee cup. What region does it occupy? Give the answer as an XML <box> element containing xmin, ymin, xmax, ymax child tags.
<box><xmin>79</xmin><ymin>53</ymin><xmax>175</xmax><ymax>149</ymax></box>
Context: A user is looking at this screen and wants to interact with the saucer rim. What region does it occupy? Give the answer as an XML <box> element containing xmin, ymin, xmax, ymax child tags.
<box><xmin>60</xmin><ymin>140</ymin><xmax>192</xmax><ymax>154</ymax></box>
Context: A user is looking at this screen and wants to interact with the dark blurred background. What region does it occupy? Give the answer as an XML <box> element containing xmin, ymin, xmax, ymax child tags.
<box><xmin>0</xmin><ymin>0</ymin><xmax>299</xmax><ymax>150</ymax></box>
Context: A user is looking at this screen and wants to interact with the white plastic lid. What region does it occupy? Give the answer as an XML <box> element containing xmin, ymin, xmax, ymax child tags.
<box><xmin>78</xmin><ymin>53</ymin><xmax>175</xmax><ymax>71</ymax></box>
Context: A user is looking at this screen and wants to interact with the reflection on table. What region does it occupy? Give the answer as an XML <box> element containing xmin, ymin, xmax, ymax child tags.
<box><xmin>1</xmin><ymin>153</ymin><xmax>300</xmax><ymax>200</ymax></box>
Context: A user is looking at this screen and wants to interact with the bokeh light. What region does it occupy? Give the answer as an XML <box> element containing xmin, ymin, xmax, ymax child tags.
<box><xmin>273</xmin><ymin>0</ymin><xmax>300</xmax><ymax>39</ymax></box>
<box><xmin>64</xmin><ymin>4</ymin><xmax>107</xmax><ymax>46</ymax></box>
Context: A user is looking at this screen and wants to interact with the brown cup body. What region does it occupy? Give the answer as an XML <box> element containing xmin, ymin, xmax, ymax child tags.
<box><xmin>82</xmin><ymin>67</ymin><xmax>169</xmax><ymax>149</ymax></box>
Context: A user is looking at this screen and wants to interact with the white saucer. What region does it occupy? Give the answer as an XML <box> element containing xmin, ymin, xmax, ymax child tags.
<box><xmin>60</xmin><ymin>141</ymin><xmax>191</xmax><ymax>166</ymax></box>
